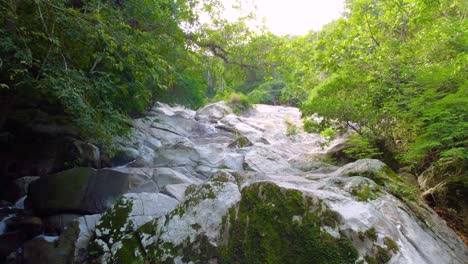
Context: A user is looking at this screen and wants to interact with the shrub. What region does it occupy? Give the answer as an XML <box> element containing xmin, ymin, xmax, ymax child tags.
<box><xmin>284</xmin><ymin>117</ymin><xmax>299</xmax><ymax>136</ymax></box>
<box><xmin>222</xmin><ymin>91</ymin><xmax>252</xmax><ymax>114</ymax></box>
<box><xmin>344</xmin><ymin>134</ymin><xmax>383</xmax><ymax>159</ymax></box>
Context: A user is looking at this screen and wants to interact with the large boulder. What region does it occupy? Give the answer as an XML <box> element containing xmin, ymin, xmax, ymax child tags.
<box><xmin>89</xmin><ymin>171</ymin><xmax>241</xmax><ymax>263</ymax></box>
<box><xmin>2</xmin><ymin>176</ymin><xmax>39</xmax><ymax>202</ymax></box>
<box><xmin>27</xmin><ymin>167</ymin><xmax>158</xmax><ymax>216</ymax></box>
<box><xmin>195</xmin><ymin>101</ymin><xmax>233</xmax><ymax>123</ymax></box>
<box><xmin>86</xmin><ymin>163</ymin><xmax>467</xmax><ymax>264</ymax></box>
<box><xmin>244</xmin><ymin>146</ymin><xmax>300</xmax><ymax>174</ymax></box>
<box><xmin>10</xmin><ymin>214</ymin><xmax>100</xmax><ymax>264</ymax></box>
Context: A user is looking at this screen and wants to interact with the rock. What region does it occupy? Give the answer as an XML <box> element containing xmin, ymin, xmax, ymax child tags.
<box><xmin>323</xmin><ymin>139</ymin><xmax>355</xmax><ymax>165</ymax></box>
<box><xmin>2</xmin><ymin>176</ymin><xmax>39</xmax><ymax>202</ymax></box>
<box><xmin>154</xmin><ymin>141</ymin><xmax>201</xmax><ymax>167</ymax></box>
<box><xmin>77</xmin><ymin>101</ymin><xmax>467</xmax><ymax>263</ymax></box>
<box><xmin>244</xmin><ymin>146</ymin><xmax>299</xmax><ymax>174</ymax></box>
<box><xmin>288</xmin><ymin>155</ymin><xmax>339</xmax><ymax>173</ymax></box>
<box><xmin>89</xmin><ymin>174</ymin><xmax>241</xmax><ymax>263</ymax></box>
<box><xmin>27</xmin><ymin>167</ymin><xmax>158</xmax><ymax>216</ymax></box>
<box><xmin>89</xmin><ymin>193</ymin><xmax>179</xmax><ymax>262</ymax></box>
<box><xmin>195</xmin><ymin>101</ymin><xmax>232</xmax><ymax>123</ymax></box>
<box><xmin>44</xmin><ymin>214</ymin><xmax>81</xmax><ymax>234</ymax></box>
<box><xmin>70</xmin><ymin>139</ymin><xmax>101</xmax><ymax>168</ymax></box>
<box><xmin>227</xmin><ymin>135</ymin><xmax>253</xmax><ymax>148</ymax></box>
<box><xmin>94</xmin><ymin>193</ymin><xmax>178</xmax><ymax>238</ymax></box>
<box><xmin>21</xmin><ymin>236</ymin><xmax>67</xmax><ymax>264</ymax></box>
<box><xmin>0</xmin><ymin>208</ymin><xmax>21</xmax><ymax>221</ymax></box>
<box><xmin>335</xmin><ymin>159</ymin><xmax>386</xmax><ymax>178</ymax></box>
<box><xmin>110</xmin><ymin>147</ymin><xmax>138</xmax><ymax>167</ymax></box>
<box><xmin>14</xmin><ymin>176</ymin><xmax>39</xmax><ymax>198</ymax></box>
<box><xmin>18</xmin><ymin>214</ymin><xmax>101</xmax><ymax>264</ymax></box>
<box><xmin>0</xmin><ymin>231</ymin><xmax>24</xmax><ymax>260</ymax></box>
<box><xmin>154</xmin><ymin>167</ymin><xmax>201</xmax><ymax>188</ymax></box>
<box><xmin>5</xmin><ymin>216</ymin><xmax>43</xmax><ymax>239</ymax></box>
<box><xmin>161</xmin><ymin>183</ymin><xmax>193</xmax><ymax>202</ymax></box>
<box><xmin>71</xmin><ymin>214</ymin><xmax>102</xmax><ymax>262</ymax></box>
<box><xmin>108</xmin><ymin>167</ymin><xmax>159</xmax><ymax>193</ymax></box>
<box><xmin>0</xmin><ymin>200</ymin><xmax>12</xmax><ymax>207</ymax></box>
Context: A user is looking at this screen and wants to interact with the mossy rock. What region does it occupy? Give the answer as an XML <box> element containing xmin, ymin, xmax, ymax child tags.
<box><xmin>228</xmin><ymin>135</ymin><xmax>253</xmax><ymax>148</ymax></box>
<box><xmin>220</xmin><ymin>182</ymin><xmax>359</xmax><ymax>264</ymax></box>
<box><xmin>350</xmin><ymin>183</ymin><xmax>382</xmax><ymax>202</ymax></box>
<box><xmin>342</xmin><ymin>159</ymin><xmax>420</xmax><ymax>204</ymax></box>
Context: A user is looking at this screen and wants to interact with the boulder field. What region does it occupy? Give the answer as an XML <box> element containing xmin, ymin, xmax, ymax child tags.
<box><xmin>2</xmin><ymin>102</ymin><xmax>467</xmax><ymax>263</ymax></box>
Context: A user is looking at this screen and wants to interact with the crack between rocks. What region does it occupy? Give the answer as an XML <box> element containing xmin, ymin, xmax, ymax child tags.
<box><xmin>151</xmin><ymin>126</ymin><xmax>185</xmax><ymax>137</ymax></box>
<box><xmin>134</xmin><ymin>230</ymin><xmax>148</xmax><ymax>258</ymax></box>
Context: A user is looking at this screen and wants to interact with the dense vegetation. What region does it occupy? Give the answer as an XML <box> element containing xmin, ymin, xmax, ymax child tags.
<box><xmin>1</xmin><ymin>0</ymin><xmax>466</xmax><ymax>239</ymax></box>
<box><xmin>0</xmin><ymin>0</ymin><xmax>253</xmax><ymax>150</ymax></box>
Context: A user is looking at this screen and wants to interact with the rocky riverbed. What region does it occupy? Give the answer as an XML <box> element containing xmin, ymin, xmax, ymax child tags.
<box><xmin>1</xmin><ymin>102</ymin><xmax>466</xmax><ymax>263</ymax></box>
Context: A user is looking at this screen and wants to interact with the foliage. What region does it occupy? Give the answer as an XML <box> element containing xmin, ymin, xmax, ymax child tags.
<box><xmin>320</xmin><ymin>127</ymin><xmax>336</xmax><ymax>141</ymax></box>
<box><xmin>344</xmin><ymin>134</ymin><xmax>383</xmax><ymax>159</ymax></box>
<box><xmin>284</xmin><ymin>116</ymin><xmax>299</xmax><ymax>136</ymax></box>
<box><xmin>286</xmin><ymin>124</ymin><xmax>299</xmax><ymax>136</ymax></box>
<box><xmin>214</xmin><ymin>90</ymin><xmax>252</xmax><ymax>114</ymax></box>
<box><xmin>0</xmin><ymin>0</ymin><xmax>212</xmax><ymax>151</ymax></box>
<box><xmin>248</xmin><ymin>80</ymin><xmax>286</xmax><ymax>105</ymax></box>
<box><xmin>299</xmin><ymin>0</ymin><xmax>467</xmax><ymax>175</ymax></box>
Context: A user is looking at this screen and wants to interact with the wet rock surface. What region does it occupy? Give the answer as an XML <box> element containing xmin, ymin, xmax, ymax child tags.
<box><xmin>1</xmin><ymin>102</ymin><xmax>467</xmax><ymax>263</ymax></box>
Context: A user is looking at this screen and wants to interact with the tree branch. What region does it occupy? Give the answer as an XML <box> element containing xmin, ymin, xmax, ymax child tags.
<box><xmin>186</xmin><ymin>34</ymin><xmax>256</xmax><ymax>69</ymax></box>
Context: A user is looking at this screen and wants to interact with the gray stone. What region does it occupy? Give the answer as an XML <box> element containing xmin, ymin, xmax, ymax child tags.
<box><xmin>195</xmin><ymin>101</ymin><xmax>232</xmax><ymax>123</ymax></box>
<box><xmin>161</xmin><ymin>183</ymin><xmax>193</xmax><ymax>202</ymax></box>
<box><xmin>154</xmin><ymin>167</ymin><xmax>201</xmax><ymax>188</ymax></box>
<box><xmin>27</xmin><ymin>167</ymin><xmax>158</xmax><ymax>215</ymax></box>
<box><xmin>84</xmin><ymin>102</ymin><xmax>467</xmax><ymax>263</ymax></box>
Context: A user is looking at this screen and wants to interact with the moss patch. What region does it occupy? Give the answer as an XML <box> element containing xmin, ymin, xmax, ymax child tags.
<box><xmin>351</xmin><ymin>183</ymin><xmax>381</xmax><ymax>202</ymax></box>
<box><xmin>88</xmin><ymin>197</ymin><xmax>136</xmax><ymax>261</ymax></box>
<box><xmin>348</xmin><ymin>166</ymin><xmax>419</xmax><ymax>204</ymax></box>
<box><xmin>220</xmin><ymin>182</ymin><xmax>358</xmax><ymax>264</ymax></box>
<box><xmin>358</xmin><ymin>227</ymin><xmax>378</xmax><ymax>242</ymax></box>
<box><xmin>364</xmin><ymin>237</ymin><xmax>399</xmax><ymax>264</ymax></box>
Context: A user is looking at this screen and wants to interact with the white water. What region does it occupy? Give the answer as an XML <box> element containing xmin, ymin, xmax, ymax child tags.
<box><xmin>14</xmin><ymin>195</ymin><xmax>27</xmax><ymax>209</ymax></box>
<box><xmin>115</xmin><ymin>159</ymin><xmax>136</xmax><ymax>169</ymax></box>
<box><xmin>36</xmin><ymin>235</ymin><xmax>60</xmax><ymax>242</ymax></box>
<box><xmin>0</xmin><ymin>215</ymin><xmax>15</xmax><ymax>235</ymax></box>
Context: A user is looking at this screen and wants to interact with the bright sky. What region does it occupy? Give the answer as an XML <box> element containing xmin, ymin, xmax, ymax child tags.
<box><xmin>254</xmin><ymin>0</ymin><xmax>345</xmax><ymax>35</ymax></box>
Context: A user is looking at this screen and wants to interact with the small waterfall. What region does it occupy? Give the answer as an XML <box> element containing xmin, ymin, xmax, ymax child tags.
<box><xmin>0</xmin><ymin>215</ymin><xmax>14</xmax><ymax>235</ymax></box>
<box><xmin>14</xmin><ymin>195</ymin><xmax>27</xmax><ymax>209</ymax></box>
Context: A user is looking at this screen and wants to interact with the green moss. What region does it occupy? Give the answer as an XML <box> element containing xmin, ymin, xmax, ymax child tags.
<box><xmin>229</xmin><ymin>134</ymin><xmax>253</xmax><ymax>148</ymax></box>
<box><xmin>383</xmin><ymin>237</ymin><xmax>398</xmax><ymax>253</ymax></box>
<box><xmin>138</xmin><ymin>220</ymin><xmax>158</xmax><ymax>236</ymax></box>
<box><xmin>351</xmin><ymin>183</ymin><xmax>381</xmax><ymax>202</ymax></box>
<box><xmin>286</xmin><ymin>123</ymin><xmax>299</xmax><ymax>136</ymax></box>
<box><xmin>184</xmin><ymin>184</ymin><xmax>197</xmax><ymax>196</ymax></box>
<box><xmin>170</xmin><ymin>182</ymin><xmax>220</xmax><ymax>219</ymax></box>
<box><xmin>113</xmin><ymin>234</ymin><xmax>145</xmax><ymax>264</ymax></box>
<box><xmin>191</xmin><ymin>223</ymin><xmax>202</xmax><ymax>231</ymax></box>
<box><xmin>48</xmin><ymin>167</ymin><xmax>92</xmax><ymax>203</ymax></box>
<box><xmin>321</xmin><ymin>208</ymin><xmax>340</xmax><ymax>228</ymax></box>
<box><xmin>347</xmin><ymin>166</ymin><xmax>419</xmax><ymax>204</ymax></box>
<box><xmin>96</xmin><ymin>197</ymin><xmax>134</xmax><ymax>242</ymax></box>
<box><xmin>220</xmin><ymin>182</ymin><xmax>358</xmax><ymax>264</ymax></box>
<box><xmin>211</xmin><ymin>172</ymin><xmax>230</xmax><ymax>182</ymax></box>
<box><xmin>89</xmin><ymin>197</ymin><xmax>136</xmax><ymax>261</ymax></box>
<box><xmin>358</xmin><ymin>227</ymin><xmax>378</xmax><ymax>242</ymax></box>
<box><xmin>364</xmin><ymin>237</ymin><xmax>399</xmax><ymax>264</ymax></box>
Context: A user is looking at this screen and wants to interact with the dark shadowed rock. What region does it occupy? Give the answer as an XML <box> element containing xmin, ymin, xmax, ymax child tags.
<box><xmin>27</xmin><ymin>167</ymin><xmax>157</xmax><ymax>216</ymax></box>
<box><xmin>2</xmin><ymin>176</ymin><xmax>39</xmax><ymax>202</ymax></box>
<box><xmin>0</xmin><ymin>231</ymin><xmax>24</xmax><ymax>260</ymax></box>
